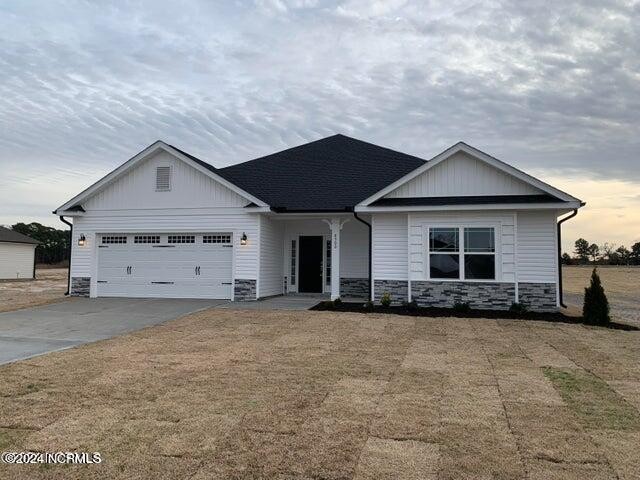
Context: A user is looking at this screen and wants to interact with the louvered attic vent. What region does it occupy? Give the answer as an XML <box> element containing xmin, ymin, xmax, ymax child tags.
<box><xmin>156</xmin><ymin>166</ymin><xmax>171</xmax><ymax>191</ymax></box>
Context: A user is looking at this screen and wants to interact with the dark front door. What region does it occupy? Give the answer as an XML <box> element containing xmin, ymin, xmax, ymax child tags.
<box><xmin>299</xmin><ymin>236</ymin><xmax>323</xmax><ymax>293</ymax></box>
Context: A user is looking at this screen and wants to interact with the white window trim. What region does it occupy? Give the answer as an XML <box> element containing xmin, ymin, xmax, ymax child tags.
<box><xmin>424</xmin><ymin>224</ymin><xmax>502</xmax><ymax>282</ymax></box>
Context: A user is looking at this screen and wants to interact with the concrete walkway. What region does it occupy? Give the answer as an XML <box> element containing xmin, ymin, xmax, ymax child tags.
<box><xmin>0</xmin><ymin>297</ymin><xmax>225</xmax><ymax>364</ymax></box>
<box><xmin>217</xmin><ymin>295</ymin><xmax>326</xmax><ymax>311</ymax></box>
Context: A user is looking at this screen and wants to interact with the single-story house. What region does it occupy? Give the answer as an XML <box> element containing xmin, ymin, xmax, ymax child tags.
<box><xmin>54</xmin><ymin>135</ymin><xmax>583</xmax><ymax>311</ymax></box>
<box><xmin>0</xmin><ymin>226</ymin><xmax>39</xmax><ymax>280</ymax></box>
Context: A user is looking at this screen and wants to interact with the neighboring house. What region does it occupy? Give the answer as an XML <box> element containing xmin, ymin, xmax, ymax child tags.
<box><xmin>0</xmin><ymin>226</ymin><xmax>39</xmax><ymax>280</ymax></box>
<box><xmin>54</xmin><ymin>135</ymin><xmax>583</xmax><ymax>311</ymax></box>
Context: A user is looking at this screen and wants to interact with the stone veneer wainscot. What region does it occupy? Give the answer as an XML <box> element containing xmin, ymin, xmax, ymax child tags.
<box><xmin>234</xmin><ymin>279</ymin><xmax>257</xmax><ymax>301</ymax></box>
<box><xmin>70</xmin><ymin>276</ymin><xmax>90</xmax><ymax>297</ymax></box>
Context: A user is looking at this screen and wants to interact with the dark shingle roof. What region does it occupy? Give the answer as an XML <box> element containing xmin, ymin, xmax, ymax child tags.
<box><xmin>209</xmin><ymin>134</ymin><xmax>426</xmax><ymax>211</ymax></box>
<box><xmin>371</xmin><ymin>195</ymin><xmax>560</xmax><ymax>207</ymax></box>
<box><xmin>0</xmin><ymin>226</ymin><xmax>39</xmax><ymax>245</ymax></box>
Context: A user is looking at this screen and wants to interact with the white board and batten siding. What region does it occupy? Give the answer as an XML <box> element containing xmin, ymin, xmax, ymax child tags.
<box><xmin>0</xmin><ymin>243</ymin><xmax>36</xmax><ymax>280</ymax></box>
<box><xmin>385</xmin><ymin>151</ymin><xmax>542</xmax><ymax>198</ymax></box>
<box><xmin>70</xmin><ymin>149</ymin><xmax>261</xmax><ymax>297</ymax></box>
<box><xmin>83</xmin><ymin>150</ymin><xmax>249</xmax><ymax>210</ymax></box>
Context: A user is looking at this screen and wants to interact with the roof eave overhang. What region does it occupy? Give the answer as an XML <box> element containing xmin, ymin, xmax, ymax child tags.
<box><xmin>0</xmin><ymin>240</ymin><xmax>40</xmax><ymax>246</ymax></box>
<box><xmin>355</xmin><ymin>201</ymin><xmax>583</xmax><ymax>213</ymax></box>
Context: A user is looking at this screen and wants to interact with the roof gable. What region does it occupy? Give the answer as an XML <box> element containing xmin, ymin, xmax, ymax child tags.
<box><xmin>359</xmin><ymin>142</ymin><xmax>582</xmax><ymax>206</ymax></box>
<box><xmin>83</xmin><ymin>149</ymin><xmax>250</xmax><ymax>211</ymax></box>
<box><xmin>55</xmin><ymin>141</ymin><xmax>268</xmax><ymax>214</ymax></box>
<box><xmin>384</xmin><ymin>150</ymin><xmax>543</xmax><ymax>198</ymax></box>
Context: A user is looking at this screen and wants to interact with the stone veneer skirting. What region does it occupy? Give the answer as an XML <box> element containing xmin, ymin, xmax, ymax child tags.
<box><xmin>411</xmin><ymin>281</ymin><xmax>515</xmax><ymax>310</ymax></box>
<box><xmin>374</xmin><ymin>280</ymin><xmax>408</xmax><ymax>305</ymax></box>
<box><xmin>340</xmin><ymin>278</ymin><xmax>370</xmax><ymax>298</ymax></box>
<box><xmin>70</xmin><ymin>276</ymin><xmax>90</xmax><ymax>297</ymax></box>
<box><xmin>518</xmin><ymin>282</ymin><xmax>557</xmax><ymax>311</ymax></box>
<box><xmin>234</xmin><ymin>279</ymin><xmax>257</xmax><ymax>301</ymax></box>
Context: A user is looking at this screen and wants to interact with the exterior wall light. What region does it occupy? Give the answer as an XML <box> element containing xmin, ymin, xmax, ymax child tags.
<box><xmin>78</xmin><ymin>234</ymin><xmax>86</xmax><ymax>247</ymax></box>
<box><xmin>240</xmin><ymin>232</ymin><xmax>247</xmax><ymax>245</ymax></box>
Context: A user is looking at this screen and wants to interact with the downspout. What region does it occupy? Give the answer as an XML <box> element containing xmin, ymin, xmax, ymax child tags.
<box><xmin>353</xmin><ymin>211</ymin><xmax>372</xmax><ymax>301</ymax></box>
<box><xmin>32</xmin><ymin>244</ymin><xmax>37</xmax><ymax>280</ymax></box>
<box><xmin>557</xmin><ymin>209</ymin><xmax>578</xmax><ymax>308</ymax></box>
<box><xmin>59</xmin><ymin>215</ymin><xmax>73</xmax><ymax>296</ymax></box>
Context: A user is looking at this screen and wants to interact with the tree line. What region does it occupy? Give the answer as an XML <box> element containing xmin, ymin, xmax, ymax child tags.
<box><xmin>11</xmin><ymin>222</ymin><xmax>70</xmax><ymax>265</ymax></box>
<box><xmin>563</xmin><ymin>238</ymin><xmax>640</xmax><ymax>265</ymax></box>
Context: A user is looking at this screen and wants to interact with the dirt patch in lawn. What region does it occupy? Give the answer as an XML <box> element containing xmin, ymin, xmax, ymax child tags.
<box><xmin>0</xmin><ymin>268</ymin><xmax>68</xmax><ymax>313</ymax></box>
<box><xmin>0</xmin><ymin>309</ymin><xmax>638</xmax><ymax>479</ymax></box>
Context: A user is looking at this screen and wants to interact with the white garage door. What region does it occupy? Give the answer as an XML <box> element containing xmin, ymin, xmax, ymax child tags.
<box><xmin>97</xmin><ymin>233</ymin><xmax>233</xmax><ymax>299</ymax></box>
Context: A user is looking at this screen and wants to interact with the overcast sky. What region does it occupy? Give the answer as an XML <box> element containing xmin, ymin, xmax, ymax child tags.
<box><xmin>1</xmin><ymin>0</ymin><xmax>638</xmax><ymax>252</ymax></box>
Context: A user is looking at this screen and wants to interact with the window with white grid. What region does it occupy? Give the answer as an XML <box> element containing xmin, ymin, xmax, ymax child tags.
<box><xmin>203</xmin><ymin>234</ymin><xmax>231</xmax><ymax>244</ymax></box>
<box><xmin>102</xmin><ymin>236</ymin><xmax>127</xmax><ymax>244</ymax></box>
<box><xmin>168</xmin><ymin>235</ymin><xmax>195</xmax><ymax>244</ymax></box>
<box><xmin>134</xmin><ymin>235</ymin><xmax>160</xmax><ymax>244</ymax></box>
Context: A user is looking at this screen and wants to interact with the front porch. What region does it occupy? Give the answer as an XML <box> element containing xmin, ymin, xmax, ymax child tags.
<box><xmin>260</xmin><ymin>214</ymin><xmax>371</xmax><ymax>301</ymax></box>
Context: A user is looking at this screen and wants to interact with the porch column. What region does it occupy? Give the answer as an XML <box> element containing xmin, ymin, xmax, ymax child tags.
<box><xmin>325</xmin><ymin>218</ymin><xmax>348</xmax><ymax>300</ymax></box>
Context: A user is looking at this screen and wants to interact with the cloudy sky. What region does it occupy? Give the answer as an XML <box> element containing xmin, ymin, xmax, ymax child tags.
<box><xmin>1</xmin><ymin>0</ymin><xmax>638</xmax><ymax>252</ymax></box>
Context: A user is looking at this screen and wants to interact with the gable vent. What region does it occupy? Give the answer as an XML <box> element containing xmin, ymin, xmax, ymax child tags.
<box><xmin>156</xmin><ymin>166</ymin><xmax>171</xmax><ymax>191</ymax></box>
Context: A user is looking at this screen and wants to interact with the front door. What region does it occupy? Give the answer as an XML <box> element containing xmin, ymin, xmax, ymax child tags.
<box><xmin>298</xmin><ymin>236</ymin><xmax>323</xmax><ymax>293</ymax></box>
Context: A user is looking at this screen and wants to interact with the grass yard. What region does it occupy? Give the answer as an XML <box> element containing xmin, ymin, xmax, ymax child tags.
<box><xmin>1</xmin><ymin>309</ymin><xmax>639</xmax><ymax>479</ymax></box>
<box><xmin>563</xmin><ymin>266</ymin><xmax>640</xmax><ymax>327</ymax></box>
<box><xmin>0</xmin><ymin>268</ymin><xmax>68</xmax><ymax>313</ymax></box>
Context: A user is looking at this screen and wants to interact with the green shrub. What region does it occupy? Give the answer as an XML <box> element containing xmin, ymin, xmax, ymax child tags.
<box><xmin>333</xmin><ymin>297</ymin><xmax>342</xmax><ymax>306</ymax></box>
<box><xmin>321</xmin><ymin>300</ymin><xmax>334</xmax><ymax>310</ymax></box>
<box><xmin>583</xmin><ymin>268</ymin><xmax>610</xmax><ymax>325</ymax></box>
<box><xmin>380</xmin><ymin>292</ymin><xmax>392</xmax><ymax>308</ymax></box>
<box><xmin>406</xmin><ymin>300</ymin><xmax>419</xmax><ymax>312</ymax></box>
<box><xmin>453</xmin><ymin>301</ymin><xmax>471</xmax><ymax>313</ymax></box>
<box><xmin>509</xmin><ymin>302</ymin><xmax>529</xmax><ymax>314</ymax></box>
<box><xmin>363</xmin><ymin>300</ymin><xmax>374</xmax><ymax>312</ymax></box>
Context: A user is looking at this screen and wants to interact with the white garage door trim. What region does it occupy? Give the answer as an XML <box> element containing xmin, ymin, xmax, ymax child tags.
<box><xmin>96</xmin><ymin>232</ymin><xmax>233</xmax><ymax>299</ymax></box>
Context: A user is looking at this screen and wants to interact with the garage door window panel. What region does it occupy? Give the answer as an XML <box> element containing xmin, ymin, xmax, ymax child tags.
<box><xmin>168</xmin><ymin>235</ymin><xmax>195</xmax><ymax>244</ymax></box>
<box><xmin>102</xmin><ymin>236</ymin><xmax>127</xmax><ymax>244</ymax></box>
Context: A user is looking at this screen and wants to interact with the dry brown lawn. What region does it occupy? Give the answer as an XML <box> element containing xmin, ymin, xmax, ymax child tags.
<box><xmin>0</xmin><ymin>269</ymin><xmax>68</xmax><ymax>313</ymax></box>
<box><xmin>563</xmin><ymin>266</ymin><xmax>640</xmax><ymax>327</ymax></box>
<box><xmin>1</xmin><ymin>309</ymin><xmax>639</xmax><ymax>479</ymax></box>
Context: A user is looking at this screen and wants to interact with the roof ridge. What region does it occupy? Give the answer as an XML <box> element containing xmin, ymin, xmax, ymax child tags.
<box><xmin>218</xmin><ymin>133</ymin><xmax>427</xmax><ymax>171</ymax></box>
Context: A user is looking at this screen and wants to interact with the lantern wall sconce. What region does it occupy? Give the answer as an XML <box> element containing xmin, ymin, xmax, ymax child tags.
<box><xmin>240</xmin><ymin>232</ymin><xmax>247</xmax><ymax>245</ymax></box>
<box><xmin>78</xmin><ymin>234</ymin><xmax>86</xmax><ymax>247</ymax></box>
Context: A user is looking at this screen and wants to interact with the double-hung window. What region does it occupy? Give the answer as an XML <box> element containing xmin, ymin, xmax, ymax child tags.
<box><xmin>464</xmin><ymin>228</ymin><xmax>495</xmax><ymax>279</ymax></box>
<box><xmin>429</xmin><ymin>228</ymin><xmax>460</xmax><ymax>279</ymax></box>
<box><xmin>428</xmin><ymin>227</ymin><xmax>496</xmax><ymax>280</ymax></box>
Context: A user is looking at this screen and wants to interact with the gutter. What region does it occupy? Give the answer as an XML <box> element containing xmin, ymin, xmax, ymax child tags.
<box><xmin>58</xmin><ymin>215</ymin><xmax>73</xmax><ymax>296</ymax></box>
<box><xmin>353</xmin><ymin>212</ymin><xmax>373</xmax><ymax>302</ymax></box>
<box><xmin>557</xmin><ymin>208</ymin><xmax>579</xmax><ymax>308</ymax></box>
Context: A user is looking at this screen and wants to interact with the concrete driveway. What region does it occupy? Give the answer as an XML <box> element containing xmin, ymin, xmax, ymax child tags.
<box><xmin>0</xmin><ymin>297</ymin><xmax>226</xmax><ymax>365</ymax></box>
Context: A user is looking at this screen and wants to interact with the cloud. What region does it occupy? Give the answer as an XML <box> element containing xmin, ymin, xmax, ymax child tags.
<box><xmin>0</xmin><ymin>0</ymin><xmax>638</xmax><ymax>244</ymax></box>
